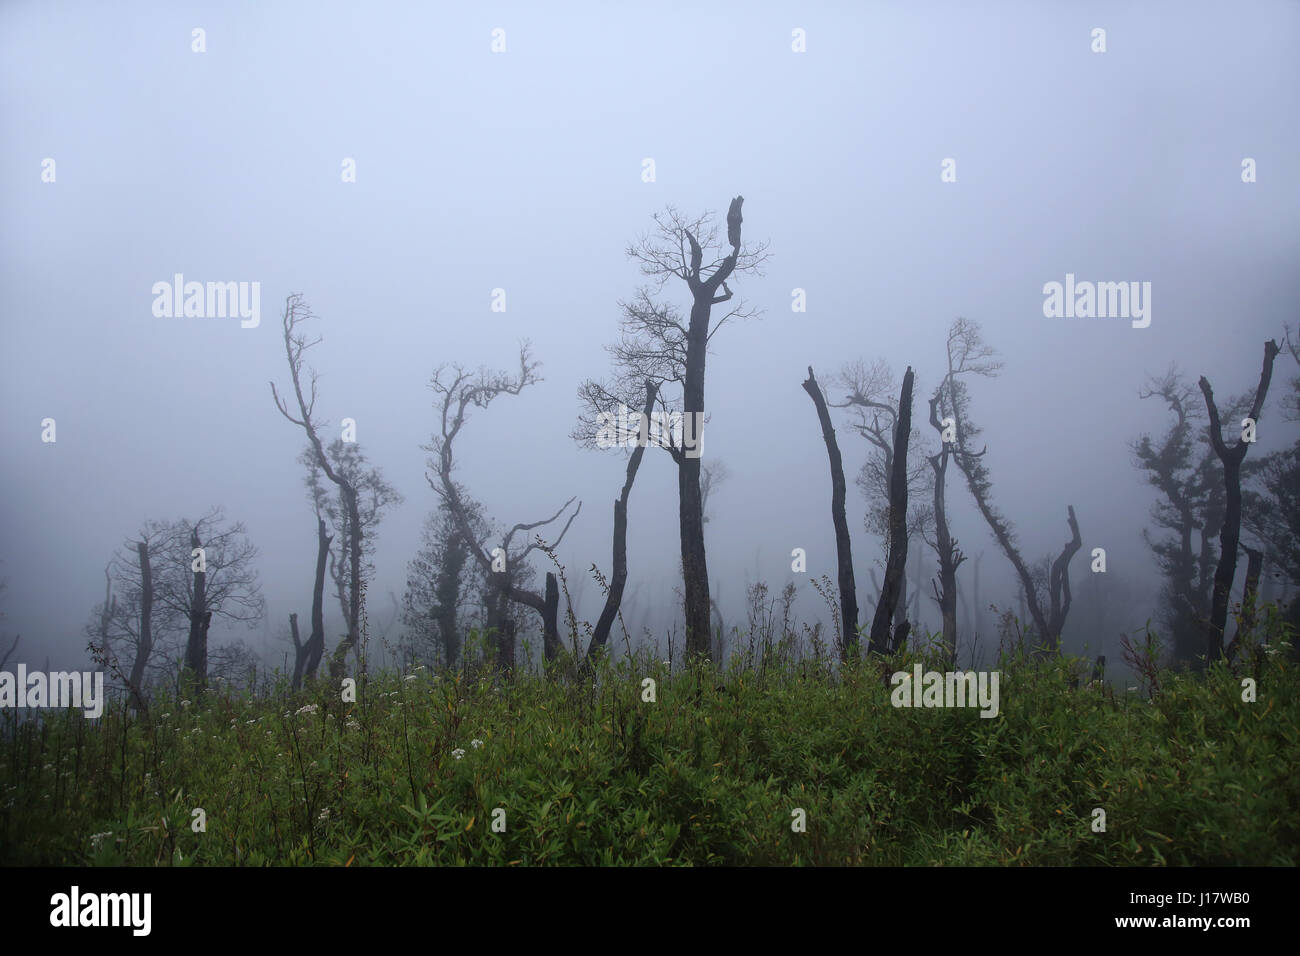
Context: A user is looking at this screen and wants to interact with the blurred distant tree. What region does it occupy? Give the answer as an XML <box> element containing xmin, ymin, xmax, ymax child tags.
<box><xmin>302</xmin><ymin>439</ymin><xmax>402</xmax><ymax>671</ymax></box>
<box><xmin>949</xmin><ymin>329</ymin><xmax>1081</xmax><ymax>655</ymax></box>
<box><xmin>425</xmin><ymin>344</ymin><xmax>581</xmax><ymax>669</ymax></box>
<box><xmin>403</xmin><ymin>496</ymin><xmax>488</xmax><ymax>670</ymax></box>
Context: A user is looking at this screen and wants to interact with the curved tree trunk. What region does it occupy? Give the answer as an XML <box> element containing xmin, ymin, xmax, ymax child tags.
<box><xmin>588</xmin><ymin>381</ymin><xmax>659</xmax><ymax>661</ymax></box>
<box><xmin>802</xmin><ymin>366</ymin><xmax>859</xmax><ymax>659</ymax></box>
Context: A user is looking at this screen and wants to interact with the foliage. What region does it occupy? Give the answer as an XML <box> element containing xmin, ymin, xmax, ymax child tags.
<box><xmin>4</xmin><ymin>613</ymin><xmax>1296</xmax><ymax>867</ymax></box>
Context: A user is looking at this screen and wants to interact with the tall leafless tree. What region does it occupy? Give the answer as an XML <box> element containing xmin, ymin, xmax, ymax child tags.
<box><xmin>922</xmin><ymin>319</ymin><xmax>1002</xmax><ymax>662</ymax></box>
<box><xmin>579</xmin><ymin>198</ymin><xmax>768</xmax><ymax>659</ymax></box>
<box><xmin>834</xmin><ymin>359</ymin><xmax>932</xmax><ymax>636</ymax></box>
<box><xmin>867</xmin><ymin>367</ymin><xmax>916</xmax><ymax>655</ymax></box>
<box><xmin>1198</xmin><ymin>338</ymin><xmax>1281</xmax><ymax>661</ymax></box>
<box><xmin>802</xmin><ymin>366</ymin><xmax>859</xmax><ymax>658</ymax></box>
<box><xmin>271</xmin><ymin>293</ymin><xmax>367</xmax><ymax>679</ymax></box>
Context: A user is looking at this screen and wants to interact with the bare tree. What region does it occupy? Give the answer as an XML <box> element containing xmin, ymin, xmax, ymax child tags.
<box><xmin>1132</xmin><ymin>366</ymin><xmax>1225</xmax><ymax>661</ymax></box>
<box><xmin>1198</xmin><ymin>338</ymin><xmax>1281</xmax><ymax>661</ymax></box>
<box><xmin>948</xmin><ymin>322</ymin><xmax>1080</xmax><ymax>654</ymax></box>
<box><xmin>425</xmin><ymin>345</ymin><xmax>581</xmax><ymax>669</ymax></box>
<box><xmin>868</xmin><ymin>367</ymin><xmax>916</xmax><ymax>655</ymax></box>
<box><xmin>271</xmin><ymin>293</ymin><xmax>367</xmax><ymax>679</ymax></box>
<box><xmin>834</xmin><ymin>358</ymin><xmax>932</xmax><ymax>635</ymax></box>
<box><xmin>802</xmin><ymin>366</ymin><xmax>859</xmax><ymax>658</ymax></box>
<box><xmin>575</xmin><ymin>380</ymin><xmax>659</xmax><ymax>663</ymax></box>
<box><xmin>85</xmin><ymin>524</ymin><xmax>189</xmax><ymax>707</ymax></box>
<box><xmin>925</xmin><ymin>391</ymin><xmax>964</xmax><ymax>665</ymax></box>
<box><xmin>155</xmin><ymin>509</ymin><xmax>264</xmax><ymax>695</ymax></box>
<box><xmin>922</xmin><ymin>319</ymin><xmax>1002</xmax><ymax>662</ymax></box>
<box><xmin>579</xmin><ymin>198</ymin><xmax>769</xmax><ymax>659</ymax></box>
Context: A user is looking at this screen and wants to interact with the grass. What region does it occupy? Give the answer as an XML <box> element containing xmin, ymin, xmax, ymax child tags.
<box><xmin>1</xmin><ymin>638</ymin><xmax>1297</xmax><ymax>866</ymax></box>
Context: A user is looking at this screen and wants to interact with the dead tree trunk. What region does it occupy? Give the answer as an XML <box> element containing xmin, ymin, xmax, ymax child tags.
<box><xmin>427</xmin><ymin>349</ymin><xmax>582</xmax><ymax>671</ymax></box>
<box><xmin>327</xmin><ymin>486</ymin><xmax>364</xmax><ymax>679</ymax></box>
<box><xmin>588</xmin><ymin>381</ymin><xmax>658</xmax><ymax>661</ymax></box>
<box><xmin>182</xmin><ymin>529</ymin><xmax>208</xmax><ymax>696</ymax></box>
<box><xmin>802</xmin><ymin>367</ymin><xmax>859</xmax><ymax>658</ymax></box>
<box><xmin>1199</xmin><ymin>339</ymin><xmax>1281</xmax><ymax>661</ymax></box>
<box><xmin>305</xmin><ymin>517</ymin><xmax>331</xmax><ymax>682</ymax></box>
<box><xmin>126</xmin><ymin>546</ymin><xmax>151</xmax><ymax>708</ymax></box>
<box><xmin>1230</xmin><ymin>544</ymin><xmax>1263</xmax><ymax>661</ymax></box>
<box><xmin>927</xmin><ymin>395</ymin><xmax>965</xmax><ymax>665</ymax></box>
<box><xmin>678</xmin><ymin>199</ymin><xmax>742</xmax><ymax>660</ymax></box>
<box><xmin>868</xmin><ymin>367</ymin><xmax>914</xmax><ymax>655</ymax></box>
<box><xmin>271</xmin><ymin>294</ymin><xmax>365</xmax><ymax>682</ymax></box>
<box><xmin>953</xmin><ymin>421</ymin><xmax>1082</xmax><ymax>653</ymax></box>
<box><xmin>289</xmin><ymin>613</ymin><xmax>304</xmax><ymax>688</ymax></box>
<box><xmin>1043</xmin><ymin>506</ymin><xmax>1083</xmax><ymax>654</ymax></box>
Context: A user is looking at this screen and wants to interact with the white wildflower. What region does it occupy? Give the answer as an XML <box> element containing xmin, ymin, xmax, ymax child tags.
<box><xmin>294</xmin><ymin>704</ymin><xmax>318</xmax><ymax>716</ymax></box>
<box><xmin>180</xmin><ymin>699</ymin><xmax>192</xmax><ymax>708</ymax></box>
<box><xmin>471</xmin><ymin>739</ymin><xmax>483</xmax><ymax>749</ymax></box>
<box><xmin>318</xmin><ymin>807</ymin><xmax>331</xmax><ymax>821</ymax></box>
<box><xmin>404</xmin><ymin>674</ymin><xmax>417</xmax><ymax>682</ymax></box>
<box><xmin>452</xmin><ymin>748</ymin><xmax>466</xmax><ymax>760</ymax></box>
<box><xmin>345</xmin><ymin>719</ymin><xmax>360</xmax><ymax>730</ymax></box>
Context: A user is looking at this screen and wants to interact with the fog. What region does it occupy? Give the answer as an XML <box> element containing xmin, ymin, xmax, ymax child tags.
<box><xmin>2</xmin><ymin>1</ymin><xmax>1297</xmax><ymax>677</ymax></box>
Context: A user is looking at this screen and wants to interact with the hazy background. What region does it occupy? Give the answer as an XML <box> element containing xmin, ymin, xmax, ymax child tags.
<box><xmin>2</xmin><ymin>1</ymin><xmax>1297</xmax><ymax>674</ymax></box>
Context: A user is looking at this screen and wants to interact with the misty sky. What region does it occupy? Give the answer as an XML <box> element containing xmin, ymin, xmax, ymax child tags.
<box><xmin>2</xmin><ymin>1</ymin><xmax>1297</xmax><ymax>673</ymax></box>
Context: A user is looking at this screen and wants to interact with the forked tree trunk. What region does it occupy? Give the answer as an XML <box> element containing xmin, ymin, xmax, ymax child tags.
<box><xmin>677</xmin><ymin>197</ymin><xmax>742</xmax><ymax>661</ymax></box>
<box><xmin>1199</xmin><ymin>339</ymin><xmax>1280</xmax><ymax>661</ymax></box>
<box><xmin>802</xmin><ymin>367</ymin><xmax>859</xmax><ymax>659</ymax></box>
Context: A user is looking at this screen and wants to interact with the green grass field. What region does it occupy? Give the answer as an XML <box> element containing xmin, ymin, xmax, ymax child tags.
<box><xmin>2</xmin><ymin>643</ymin><xmax>1297</xmax><ymax>866</ymax></box>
